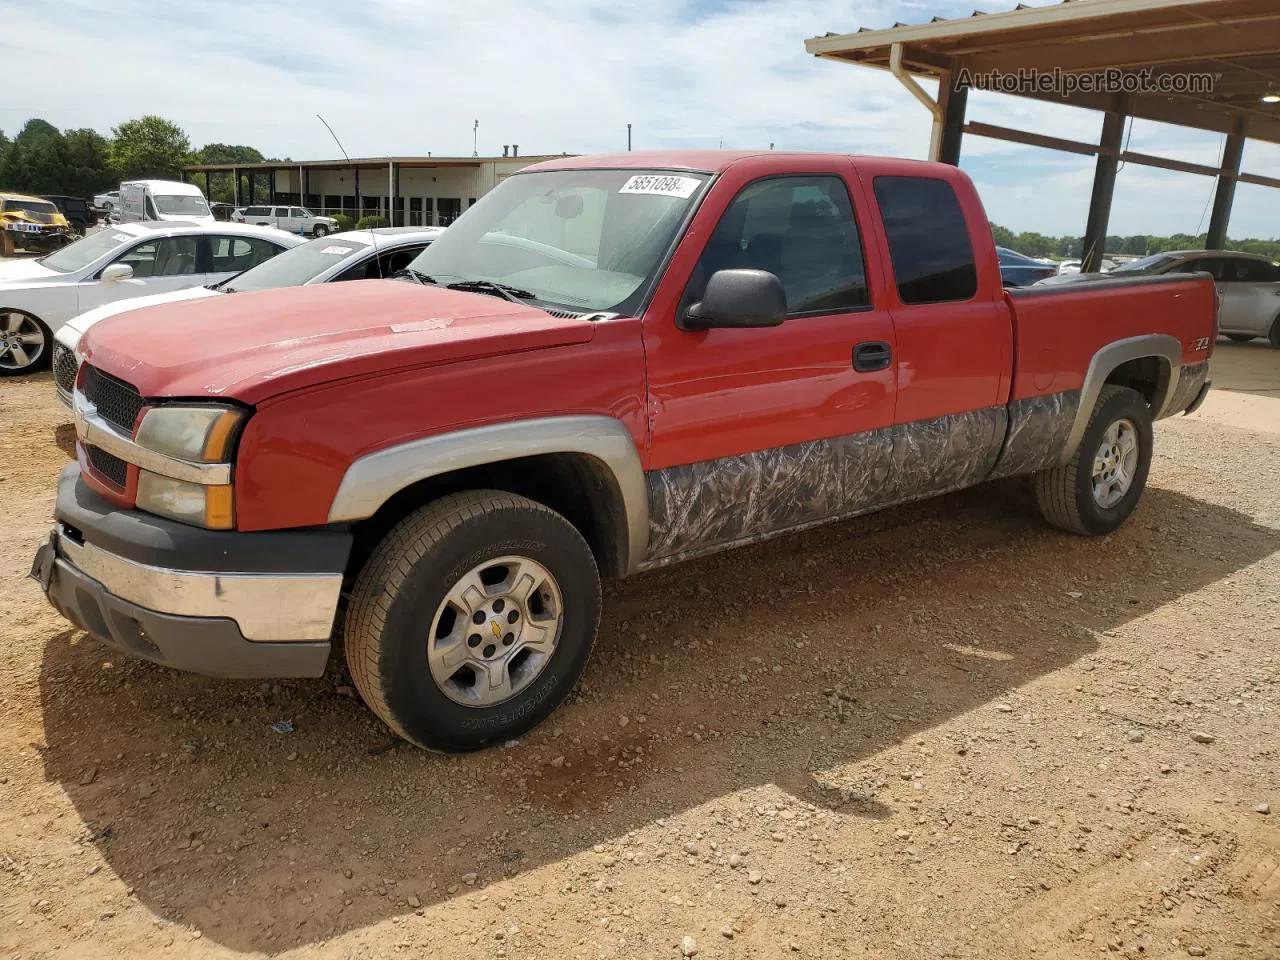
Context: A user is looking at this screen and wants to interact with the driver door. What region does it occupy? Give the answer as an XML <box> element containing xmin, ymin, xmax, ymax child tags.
<box><xmin>640</xmin><ymin>159</ymin><xmax>898</xmax><ymax>563</ymax></box>
<box><xmin>76</xmin><ymin>236</ymin><xmax>207</xmax><ymax>313</ymax></box>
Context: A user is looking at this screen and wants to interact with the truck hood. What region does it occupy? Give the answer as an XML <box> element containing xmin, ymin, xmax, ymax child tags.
<box><xmin>80</xmin><ymin>279</ymin><xmax>597</xmax><ymax>404</ymax></box>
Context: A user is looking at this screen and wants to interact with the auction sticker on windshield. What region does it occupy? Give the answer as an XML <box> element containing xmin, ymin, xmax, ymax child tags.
<box><xmin>618</xmin><ymin>175</ymin><xmax>701</xmax><ymax>199</ymax></box>
<box><xmin>320</xmin><ymin>246</ymin><xmax>354</xmax><ymax>255</ymax></box>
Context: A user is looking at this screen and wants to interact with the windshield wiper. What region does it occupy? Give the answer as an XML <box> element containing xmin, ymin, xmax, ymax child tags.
<box><xmin>446</xmin><ymin>278</ymin><xmax>534</xmax><ymax>303</ymax></box>
<box><xmin>391</xmin><ymin>268</ymin><xmax>437</xmax><ymax>285</ymax></box>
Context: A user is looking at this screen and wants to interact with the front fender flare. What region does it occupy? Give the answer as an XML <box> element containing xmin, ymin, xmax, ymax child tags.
<box><xmin>327</xmin><ymin>415</ymin><xmax>650</xmax><ymax>575</ymax></box>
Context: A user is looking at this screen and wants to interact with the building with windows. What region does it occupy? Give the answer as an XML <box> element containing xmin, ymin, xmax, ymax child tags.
<box><xmin>181</xmin><ymin>150</ymin><xmax>569</xmax><ymax>226</ymax></box>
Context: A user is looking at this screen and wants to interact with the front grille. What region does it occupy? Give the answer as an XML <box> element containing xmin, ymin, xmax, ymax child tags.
<box><xmin>82</xmin><ymin>364</ymin><xmax>145</xmax><ymax>433</ymax></box>
<box><xmin>52</xmin><ymin>343</ymin><xmax>77</xmax><ymax>396</ymax></box>
<box><xmin>86</xmin><ymin>445</ymin><xmax>128</xmax><ymax>488</ymax></box>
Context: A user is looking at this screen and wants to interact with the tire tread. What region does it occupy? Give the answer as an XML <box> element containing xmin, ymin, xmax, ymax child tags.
<box><xmin>344</xmin><ymin>490</ymin><xmax>596</xmax><ymax>747</ymax></box>
<box><xmin>1034</xmin><ymin>384</ymin><xmax>1134</xmax><ymax>536</ymax></box>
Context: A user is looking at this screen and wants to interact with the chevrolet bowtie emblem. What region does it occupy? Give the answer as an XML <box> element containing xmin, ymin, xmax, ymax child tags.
<box><xmin>491</xmin><ymin>621</ymin><xmax>503</xmax><ymax>639</ymax></box>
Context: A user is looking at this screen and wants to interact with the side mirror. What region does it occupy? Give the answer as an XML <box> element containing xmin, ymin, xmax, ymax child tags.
<box><xmin>100</xmin><ymin>263</ymin><xmax>134</xmax><ymax>285</ymax></box>
<box><xmin>681</xmin><ymin>269</ymin><xmax>787</xmax><ymax>331</ymax></box>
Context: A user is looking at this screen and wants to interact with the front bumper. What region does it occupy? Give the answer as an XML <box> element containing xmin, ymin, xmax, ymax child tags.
<box><xmin>32</xmin><ymin>465</ymin><xmax>353</xmax><ymax>678</ymax></box>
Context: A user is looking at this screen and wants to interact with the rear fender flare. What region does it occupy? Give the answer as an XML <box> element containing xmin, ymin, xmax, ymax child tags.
<box><xmin>326</xmin><ymin>415</ymin><xmax>650</xmax><ymax>575</ymax></box>
<box><xmin>1059</xmin><ymin>334</ymin><xmax>1181</xmax><ymax>466</ymax></box>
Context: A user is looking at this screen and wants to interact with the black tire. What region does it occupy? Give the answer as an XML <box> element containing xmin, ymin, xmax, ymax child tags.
<box><xmin>0</xmin><ymin>309</ymin><xmax>52</xmax><ymax>376</ymax></box>
<box><xmin>1033</xmin><ymin>385</ymin><xmax>1153</xmax><ymax>536</ymax></box>
<box><xmin>1269</xmin><ymin>315</ymin><xmax>1280</xmax><ymax>349</ymax></box>
<box><xmin>312</xmin><ymin>224</ymin><xmax>329</xmax><ymax>238</ymax></box>
<box><xmin>344</xmin><ymin>490</ymin><xmax>601</xmax><ymax>751</ymax></box>
<box><xmin>1225</xmin><ymin>334</ymin><xmax>1253</xmax><ymax>343</ymax></box>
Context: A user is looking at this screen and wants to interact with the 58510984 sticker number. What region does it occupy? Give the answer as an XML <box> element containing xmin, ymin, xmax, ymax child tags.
<box><xmin>618</xmin><ymin>175</ymin><xmax>701</xmax><ymax>199</ymax></box>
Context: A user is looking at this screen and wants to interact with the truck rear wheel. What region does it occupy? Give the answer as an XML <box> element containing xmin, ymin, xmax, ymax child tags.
<box><xmin>344</xmin><ymin>490</ymin><xmax>601</xmax><ymax>751</ymax></box>
<box><xmin>1033</xmin><ymin>385</ymin><xmax>1152</xmax><ymax>536</ymax></box>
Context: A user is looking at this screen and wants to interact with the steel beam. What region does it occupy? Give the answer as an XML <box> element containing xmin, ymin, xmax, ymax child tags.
<box><xmin>1082</xmin><ymin>106</ymin><xmax>1127</xmax><ymax>274</ymax></box>
<box><xmin>1206</xmin><ymin>119</ymin><xmax>1247</xmax><ymax>250</ymax></box>
<box><xmin>937</xmin><ymin>78</ymin><xmax>969</xmax><ymax>165</ymax></box>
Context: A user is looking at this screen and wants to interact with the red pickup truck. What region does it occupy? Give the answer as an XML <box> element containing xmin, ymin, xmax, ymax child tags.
<box><xmin>32</xmin><ymin>151</ymin><xmax>1216</xmax><ymax>751</ymax></box>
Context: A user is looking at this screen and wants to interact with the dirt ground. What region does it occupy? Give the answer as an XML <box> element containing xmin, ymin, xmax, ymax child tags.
<box><xmin>0</xmin><ymin>342</ymin><xmax>1276</xmax><ymax>960</ymax></box>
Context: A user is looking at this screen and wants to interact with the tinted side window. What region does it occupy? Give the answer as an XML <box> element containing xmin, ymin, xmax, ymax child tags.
<box><xmin>210</xmin><ymin>236</ymin><xmax>280</xmax><ymax>272</ymax></box>
<box><xmin>291</xmin><ymin>207</ymin><xmax>308</xmax><ymax>218</ymax></box>
<box><xmin>117</xmin><ymin>237</ymin><xmax>199</xmax><ymax>277</ymax></box>
<box><xmin>873</xmin><ymin>176</ymin><xmax>977</xmax><ymax>304</ymax></box>
<box><xmin>1230</xmin><ymin>258</ymin><xmax>1280</xmax><ymax>282</ymax></box>
<box><xmin>333</xmin><ymin>255</ymin><xmax>379</xmax><ymax>282</ymax></box>
<box><xmin>691</xmin><ymin>175</ymin><xmax>869</xmax><ymax>315</ymax></box>
<box><xmin>1179</xmin><ymin>258</ymin><xmax>1225</xmax><ymax>280</ymax></box>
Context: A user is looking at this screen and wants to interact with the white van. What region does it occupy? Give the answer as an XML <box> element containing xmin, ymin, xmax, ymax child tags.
<box><xmin>118</xmin><ymin>180</ymin><xmax>214</xmax><ymax>225</ymax></box>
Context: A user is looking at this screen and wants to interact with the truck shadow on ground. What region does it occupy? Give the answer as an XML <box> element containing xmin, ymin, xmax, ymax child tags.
<box><xmin>36</xmin><ymin>480</ymin><xmax>1280</xmax><ymax>952</ymax></box>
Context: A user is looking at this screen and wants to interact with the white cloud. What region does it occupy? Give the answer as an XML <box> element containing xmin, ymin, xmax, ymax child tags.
<box><xmin>3</xmin><ymin>0</ymin><xmax>1277</xmax><ymax>240</ymax></box>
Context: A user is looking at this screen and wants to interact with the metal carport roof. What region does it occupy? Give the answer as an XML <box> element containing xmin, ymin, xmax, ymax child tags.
<box><xmin>805</xmin><ymin>0</ymin><xmax>1280</xmax><ymax>268</ymax></box>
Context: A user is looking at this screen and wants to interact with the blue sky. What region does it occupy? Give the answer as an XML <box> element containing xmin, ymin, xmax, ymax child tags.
<box><xmin>3</xmin><ymin>0</ymin><xmax>1277</xmax><ymax>239</ymax></box>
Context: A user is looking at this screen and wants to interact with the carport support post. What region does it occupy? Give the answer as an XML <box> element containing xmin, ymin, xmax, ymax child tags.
<box><xmin>1081</xmin><ymin>104</ymin><xmax>1126</xmax><ymax>274</ymax></box>
<box><xmin>1206</xmin><ymin>118</ymin><xmax>1246</xmax><ymax>250</ymax></box>
<box><xmin>388</xmin><ymin>160</ymin><xmax>396</xmax><ymax>226</ymax></box>
<box><xmin>232</xmin><ymin>168</ymin><xmax>239</xmax><ymax>207</ymax></box>
<box><xmin>936</xmin><ymin>74</ymin><xmax>968</xmax><ymax>166</ymax></box>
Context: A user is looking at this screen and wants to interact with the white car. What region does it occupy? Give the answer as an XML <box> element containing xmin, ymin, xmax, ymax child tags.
<box><xmin>1039</xmin><ymin>249</ymin><xmax>1280</xmax><ymax>345</ymax></box>
<box><xmin>92</xmin><ymin>190</ymin><xmax>121</xmax><ymax>214</ymax></box>
<box><xmin>0</xmin><ymin>221</ymin><xmax>302</xmax><ymax>376</ymax></box>
<box><xmin>234</xmin><ymin>204</ymin><xmax>339</xmax><ymax>237</ymax></box>
<box><xmin>51</xmin><ymin>226</ymin><xmax>444</xmax><ymax>404</ymax></box>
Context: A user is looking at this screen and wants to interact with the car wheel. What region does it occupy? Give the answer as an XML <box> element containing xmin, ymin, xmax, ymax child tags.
<box><xmin>1033</xmin><ymin>385</ymin><xmax>1153</xmax><ymax>536</ymax></box>
<box><xmin>1269</xmin><ymin>315</ymin><xmax>1280</xmax><ymax>349</ymax></box>
<box><xmin>344</xmin><ymin>490</ymin><xmax>602</xmax><ymax>751</ymax></box>
<box><xmin>312</xmin><ymin>224</ymin><xmax>330</xmax><ymax>238</ymax></box>
<box><xmin>0</xmin><ymin>309</ymin><xmax>52</xmax><ymax>376</ymax></box>
<box><xmin>1225</xmin><ymin>334</ymin><xmax>1253</xmax><ymax>343</ymax></box>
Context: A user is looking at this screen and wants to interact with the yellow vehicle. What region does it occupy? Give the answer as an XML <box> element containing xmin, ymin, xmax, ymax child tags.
<box><xmin>0</xmin><ymin>193</ymin><xmax>72</xmax><ymax>256</ymax></box>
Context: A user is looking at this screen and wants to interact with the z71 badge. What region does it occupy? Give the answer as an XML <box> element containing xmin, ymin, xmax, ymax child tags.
<box><xmin>1192</xmin><ymin>336</ymin><xmax>1210</xmax><ymax>351</ymax></box>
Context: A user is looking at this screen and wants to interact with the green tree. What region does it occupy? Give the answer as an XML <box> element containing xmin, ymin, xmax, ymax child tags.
<box><xmin>60</xmin><ymin>128</ymin><xmax>116</xmax><ymax>196</ymax></box>
<box><xmin>110</xmin><ymin>115</ymin><xmax>191</xmax><ymax>181</ymax></box>
<box><xmin>191</xmin><ymin>143</ymin><xmax>265</xmax><ymax>202</ymax></box>
<box><xmin>989</xmin><ymin>222</ymin><xmax>1015</xmax><ymax>248</ymax></box>
<box><xmin>0</xmin><ymin>118</ymin><xmax>67</xmax><ymax>194</ymax></box>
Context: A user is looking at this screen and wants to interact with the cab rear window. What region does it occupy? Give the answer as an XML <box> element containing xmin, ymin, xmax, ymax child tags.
<box><xmin>872</xmin><ymin>176</ymin><xmax>978</xmax><ymax>305</ymax></box>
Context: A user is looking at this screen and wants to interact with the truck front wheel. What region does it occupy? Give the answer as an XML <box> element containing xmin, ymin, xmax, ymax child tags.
<box><xmin>344</xmin><ymin>490</ymin><xmax>602</xmax><ymax>751</ymax></box>
<box><xmin>1033</xmin><ymin>385</ymin><xmax>1153</xmax><ymax>536</ymax></box>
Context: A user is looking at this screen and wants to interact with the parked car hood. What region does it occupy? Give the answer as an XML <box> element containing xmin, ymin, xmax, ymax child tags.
<box><xmin>79</xmin><ymin>280</ymin><xmax>597</xmax><ymax>404</ymax></box>
<box><xmin>61</xmin><ymin>285</ymin><xmax>221</xmax><ymax>339</ymax></box>
<box><xmin>0</xmin><ymin>258</ymin><xmax>63</xmax><ymax>284</ymax></box>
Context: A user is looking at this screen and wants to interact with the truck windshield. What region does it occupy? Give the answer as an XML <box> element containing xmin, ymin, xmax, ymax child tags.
<box><xmin>154</xmin><ymin>195</ymin><xmax>212</xmax><ymax>217</ymax></box>
<box><xmin>37</xmin><ymin>229</ymin><xmax>136</xmax><ymax>273</ymax></box>
<box><xmin>221</xmin><ymin>235</ymin><xmax>372</xmax><ymax>292</ymax></box>
<box><xmin>407</xmin><ymin>169</ymin><xmax>710</xmax><ymax>314</ymax></box>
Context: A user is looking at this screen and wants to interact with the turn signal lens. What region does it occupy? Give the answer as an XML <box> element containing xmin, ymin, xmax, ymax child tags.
<box><xmin>136</xmin><ymin>471</ymin><xmax>235</xmax><ymax>530</ymax></box>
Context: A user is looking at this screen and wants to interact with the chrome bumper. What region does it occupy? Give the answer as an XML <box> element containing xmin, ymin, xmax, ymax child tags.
<box><xmin>52</xmin><ymin>527</ymin><xmax>342</xmax><ymax>641</ymax></box>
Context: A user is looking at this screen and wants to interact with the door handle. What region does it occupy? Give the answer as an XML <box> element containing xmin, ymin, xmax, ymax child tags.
<box><xmin>853</xmin><ymin>341</ymin><xmax>892</xmax><ymax>372</ymax></box>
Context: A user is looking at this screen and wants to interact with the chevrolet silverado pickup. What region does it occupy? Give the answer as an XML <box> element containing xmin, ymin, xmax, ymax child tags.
<box><xmin>32</xmin><ymin>151</ymin><xmax>1217</xmax><ymax>751</ymax></box>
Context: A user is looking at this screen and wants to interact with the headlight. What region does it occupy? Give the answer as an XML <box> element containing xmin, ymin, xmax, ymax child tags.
<box><xmin>136</xmin><ymin>472</ymin><xmax>235</xmax><ymax>529</ymax></box>
<box><xmin>135</xmin><ymin>405</ymin><xmax>244</xmax><ymax>463</ymax></box>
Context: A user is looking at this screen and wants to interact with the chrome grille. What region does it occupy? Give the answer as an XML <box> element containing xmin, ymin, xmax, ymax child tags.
<box><xmin>52</xmin><ymin>343</ymin><xmax>77</xmax><ymax>396</ymax></box>
<box><xmin>81</xmin><ymin>364</ymin><xmax>145</xmax><ymax>433</ymax></box>
<box><xmin>86</xmin><ymin>445</ymin><xmax>128</xmax><ymax>488</ymax></box>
